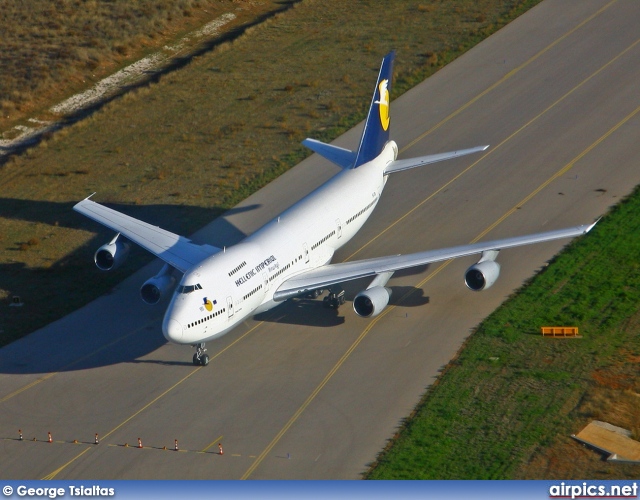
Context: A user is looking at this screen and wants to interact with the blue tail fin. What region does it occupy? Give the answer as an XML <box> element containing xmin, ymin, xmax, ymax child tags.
<box><xmin>353</xmin><ymin>51</ymin><xmax>395</xmax><ymax>168</ymax></box>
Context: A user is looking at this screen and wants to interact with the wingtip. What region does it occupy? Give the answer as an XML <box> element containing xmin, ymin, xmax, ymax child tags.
<box><xmin>585</xmin><ymin>217</ymin><xmax>601</xmax><ymax>233</ymax></box>
<box><xmin>73</xmin><ymin>193</ymin><xmax>97</xmax><ymax>211</ymax></box>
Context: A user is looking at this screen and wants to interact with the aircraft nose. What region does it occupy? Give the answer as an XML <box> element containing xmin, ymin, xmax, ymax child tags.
<box><xmin>163</xmin><ymin>318</ymin><xmax>183</xmax><ymax>342</ymax></box>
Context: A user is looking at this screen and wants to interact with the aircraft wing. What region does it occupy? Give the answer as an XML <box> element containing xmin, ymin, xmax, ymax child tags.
<box><xmin>273</xmin><ymin>221</ymin><xmax>596</xmax><ymax>301</ymax></box>
<box><xmin>74</xmin><ymin>197</ymin><xmax>221</xmax><ymax>273</ymax></box>
<box><xmin>384</xmin><ymin>145</ymin><xmax>489</xmax><ymax>174</ymax></box>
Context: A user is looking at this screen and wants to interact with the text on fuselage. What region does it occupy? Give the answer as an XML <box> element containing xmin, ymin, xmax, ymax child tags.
<box><xmin>234</xmin><ymin>255</ymin><xmax>277</xmax><ymax>287</ymax></box>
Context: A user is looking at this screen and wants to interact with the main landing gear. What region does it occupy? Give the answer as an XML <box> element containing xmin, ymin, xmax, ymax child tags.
<box><xmin>323</xmin><ymin>287</ymin><xmax>345</xmax><ymax>309</ymax></box>
<box><xmin>305</xmin><ymin>288</ymin><xmax>324</xmax><ymax>299</ymax></box>
<box><xmin>192</xmin><ymin>343</ymin><xmax>209</xmax><ymax>366</ymax></box>
<box><xmin>304</xmin><ymin>287</ymin><xmax>344</xmax><ymax>308</ymax></box>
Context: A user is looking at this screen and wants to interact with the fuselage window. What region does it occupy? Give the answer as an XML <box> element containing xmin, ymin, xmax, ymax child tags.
<box><xmin>347</xmin><ymin>200</ymin><xmax>376</xmax><ymax>225</ymax></box>
<box><xmin>228</xmin><ymin>261</ymin><xmax>247</xmax><ymax>276</ymax></box>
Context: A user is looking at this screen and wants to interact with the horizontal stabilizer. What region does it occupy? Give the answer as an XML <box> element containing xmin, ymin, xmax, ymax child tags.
<box><xmin>302</xmin><ymin>138</ymin><xmax>356</xmax><ymax>169</ymax></box>
<box><xmin>384</xmin><ymin>145</ymin><xmax>489</xmax><ymax>175</ymax></box>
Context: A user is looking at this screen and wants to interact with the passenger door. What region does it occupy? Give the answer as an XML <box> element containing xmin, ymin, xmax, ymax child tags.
<box><xmin>226</xmin><ymin>296</ymin><xmax>234</xmax><ymax>318</ymax></box>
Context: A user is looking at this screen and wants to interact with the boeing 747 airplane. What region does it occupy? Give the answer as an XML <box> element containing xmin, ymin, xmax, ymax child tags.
<box><xmin>74</xmin><ymin>52</ymin><xmax>596</xmax><ymax>366</ymax></box>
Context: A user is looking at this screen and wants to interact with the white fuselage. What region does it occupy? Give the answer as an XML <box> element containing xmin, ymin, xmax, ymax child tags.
<box><xmin>162</xmin><ymin>141</ymin><xmax>398</xmax><ymax>345</ymax></box>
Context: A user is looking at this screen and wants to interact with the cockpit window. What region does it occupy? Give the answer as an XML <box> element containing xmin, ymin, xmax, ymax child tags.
<box><xmin>177</xmin><ymin>283</ymin><xmax>203</xmax><ymax>294</ymax></box>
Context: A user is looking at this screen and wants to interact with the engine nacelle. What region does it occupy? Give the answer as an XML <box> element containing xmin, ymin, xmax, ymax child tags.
<box><xmin>94</xmin><ymin>238</ymin><xmax>130</xmax><ymax>271</ymax></box>
<box><xmin>140</xmin><ymin>265</ymin><xmax>176</xmax><ymax>305</ymax></box>
<box><xmin>353</xmin><ymin>286</ymin><xmax>391</xmax><ymax>318</ymax></box>
<box><xmin>464</xmin><ymin>260</ymin><xmax>501</xmax><ymax>291</ymax></box>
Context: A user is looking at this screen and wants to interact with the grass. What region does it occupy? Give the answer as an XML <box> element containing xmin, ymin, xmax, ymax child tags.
<box><xmin>365</xmin><ymin>185</ymin><xmax>640</xmax><ymax>479</ymax></box>
<box><xmin>0</xmin><ymin>0</ymin><xmax>545</xmax><ymax>346</ymax></box>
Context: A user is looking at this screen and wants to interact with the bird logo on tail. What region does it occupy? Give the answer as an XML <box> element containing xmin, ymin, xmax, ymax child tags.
<box><xmin>376</xmin><ymin>79</ymin><xmax>390</xmax><ymax>131</ymax></box>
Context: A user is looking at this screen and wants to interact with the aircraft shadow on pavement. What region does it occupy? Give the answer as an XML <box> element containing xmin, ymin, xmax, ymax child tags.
<box><xmin>126</xmin><ymin>358</ymin><xmax>196</xmax><ymax>367</ymax></box>
<box><xmin>0</xmin><ymin>318</ymin><xmax>171</xmax><ymax>374</ymax></box>
<box><xmin>254</xmin><ymin>298</ymin><xmax>345</xmax><ymax>328</ymax></box>
<box><xmin>388</xmin><ymin>286</ymin><xmax>430</xmax><ymax>307</ymax></box>
<box><xmin>341</xmin><ymin>272</ymin><xmax>431</xmax><ymax>308</ymax></box>
<box><xmin>392</xmin><ymin>264</ymin><xmax>430</xmax><ymax>278</ymax></box>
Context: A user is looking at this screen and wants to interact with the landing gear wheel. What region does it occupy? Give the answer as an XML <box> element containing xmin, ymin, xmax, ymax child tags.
<box><xmin>192</xmin><ymin>343</ymin><xmax>208</xmax><ymax>366</ymax></box>
<box><xmin>323</xmin><ymin>288</ymin><xmax>345</xmax><ymax>309</ymax></box>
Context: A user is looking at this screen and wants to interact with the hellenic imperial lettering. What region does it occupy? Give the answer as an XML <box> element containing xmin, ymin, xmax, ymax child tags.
<box><xmin>234</xmin><ymin>255</ymin><xmax>277</xmax><ymax>287</ymax></box>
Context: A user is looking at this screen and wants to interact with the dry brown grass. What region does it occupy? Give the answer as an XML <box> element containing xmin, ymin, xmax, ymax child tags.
<box><xmin>0</xmin><ymin>0</ymin><xmax>282</xmax><ymax>129</ymax></box>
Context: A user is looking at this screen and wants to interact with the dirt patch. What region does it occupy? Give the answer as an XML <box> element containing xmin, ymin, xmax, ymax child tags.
<box><xmin>574</xmin><ymin>421</ymin><xmax>640</xmax><ymax>461</ymax></box>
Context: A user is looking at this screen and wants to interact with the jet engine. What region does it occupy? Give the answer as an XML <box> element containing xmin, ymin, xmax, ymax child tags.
<box><xmin>464</xmin><ymin>258</ymin><xmax>501</xmax><ymax>291</ymax></box>
<box><xmin>353</xmin><ymin>286</ymin><xmax>391</xmax><ymax>318</ymax></box>
<box><xmin>94</xmin><ymin>234</ymin><xmax>130</xmax><ymax>271</ymax></box>
<box><xmin>140</xmin><ymin>264</ymin><xmax>176</xmax><ymax>305</ymax></box>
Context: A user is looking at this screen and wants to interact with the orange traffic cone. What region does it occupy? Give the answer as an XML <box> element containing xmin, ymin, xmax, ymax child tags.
<box><xmin>18</xmin><ymin>429</ymin><xmax>23</xmax><ymax>441</ymax></box>
<box><xmin>95</xmin><ymin>433</ymin><xmax>99</xmax><ymax>445</ymax></box>
<box><xmin>174</xmin><ymin>439</ymin><xmax>179</xmax><ymax>451</ymax></box>
<box><xmin>48</xmin><ymin>432</ymin><xmax>52</xmax><ymax>443</ymax></box>
<box><xmin>218</xmin><ymin>443</ymin><xmax>223</xmax><ymax>455</ymax></box>
<box><xmin>137</xmin><ymin>437</ymin><xmax>143</xmax><ymax>449</ymax></box>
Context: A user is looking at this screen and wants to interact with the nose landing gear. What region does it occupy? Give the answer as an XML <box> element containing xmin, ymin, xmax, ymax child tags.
<box><xmin>192</xmin><ymin>343</ymin><xmax>209</xmax><ymax>366</ymax></box>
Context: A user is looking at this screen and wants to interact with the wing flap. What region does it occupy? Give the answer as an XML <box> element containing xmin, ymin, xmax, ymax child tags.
<box><xmin>74</xmin><ymin>198</ymin><xmax>220</xmax><ymax>273</ymax></box>
<box><xmin>274</xmin><ymin>222</ymin><xmax>595</xmax><ymax>301</ymax></box>
<box><xmin>384</xmin><ymin>145</ymin><xmax>489</xmax><ymax>174</ymax></box>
